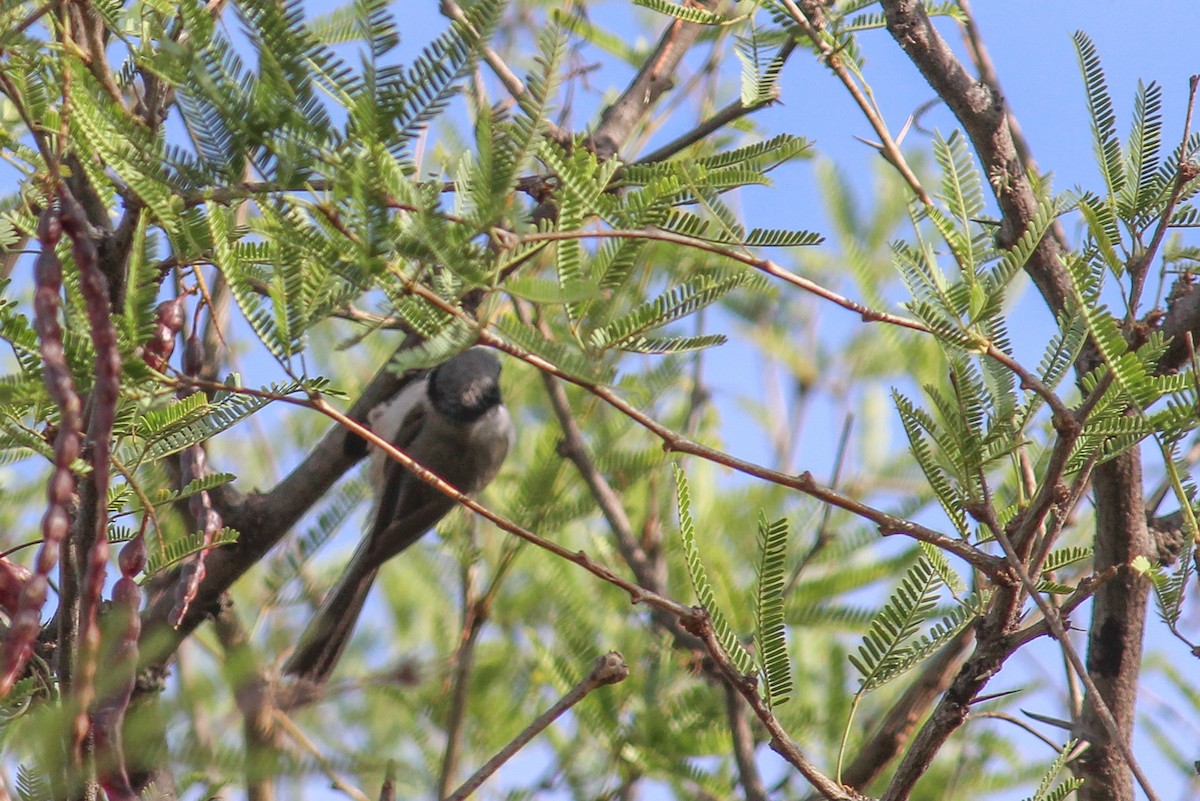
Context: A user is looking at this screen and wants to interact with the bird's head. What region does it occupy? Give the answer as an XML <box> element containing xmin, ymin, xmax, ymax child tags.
<box><xmin>427</xmin><ymin>348</ymin><xmax>504</xmax><ymax>423</ymax></box>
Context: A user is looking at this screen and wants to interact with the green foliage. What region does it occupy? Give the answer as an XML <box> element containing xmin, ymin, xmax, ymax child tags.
<box><xmin>673</xmin><ymin>465</ymin><xmax>755</xmax><ymax>675</ymax></box>
<box><xmin>735</xmin><ymin>23</ymin><xmax>787</xmax><ymax>107</ymax></box>
<box><xmin>1074</xmin><ymin>31</ymin><xmax>1125</xmax><ymax>202</ymax></box>
<box><xmin>754</xmin><ymin>513</ymin><xmax>791</xmax><ymax>707</ymax></box>
<box><xmin>144</xmin><ymin>527</ymin><xmax>241</xmax><ymax>576</ymax></box>
<box><xmin>14</xmin><ymin>765</ymin><xmax>50</xmax><ymax>801</ymax></box>
<box><xmin>1041</xmin><ymin>545</ymin><xmax>1093</xmax><ymax>573</ymax></box>
<box><xmin>590</xmin><ymin>271</ymin><xmax>761</xmax><ymax>350</ymax></box>
<box><xmin>632</xmin><ymin>0</ymin><xmax>739</xmax><ymax>26</ymax></box>
<box><xmin>1022</xmin><ymin>740</ymin><xmax>1084</xmax><ymax>801</ymax></box>
<box><xmin>0</xmin><ymin>2</ymin><xmax>1197</xmax><ymax>800</ymax></box>
<box><xmin>134</xmin><ymin>378</ymin><xmax>325</xmax><ymax>463</ymax></box>
<box><xmin>122</xmin><ymin>472</ymin><xmax>237</xmax><ymax>515</ymax></box>
<box><xmin>840</xmin><ymin>2</ymin><xmax>966</xmax><ymax>33</ymax></box>
<box><xmin>848</xmin><ymin>556</ymin><xmax>983</xmax><ymax>693</ymax></box>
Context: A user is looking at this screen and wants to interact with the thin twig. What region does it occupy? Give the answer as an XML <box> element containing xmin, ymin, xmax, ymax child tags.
<box><xmin>780</xmin><ymin>0</ymin><xmax>932</xmax><ymax>205</ymax></box>
<box><xmin>985</xmin><ymin>518</ymin><xmax>1162</xmax><ymax>801</ymax></box>
<box><xmin>437</xmin><ymin>0</ymin><xmax>570</xmax><ymax>147</ymax></box>
<box><xmin>0</xmin><ymin>1</ymin><xmax>53</xmax><ymax>49</ymax></box>
<box><xmin>784</xmin><ymin>413</ymin><xmax>853</xmax><ymax>596</ymax></box>
<box><xmin>955</xmin><ymin>0</ymin><xmax>1037</xmax><ymax>171</ymax></box>
<box><xmin>274</xmin><ymin>712</ymin><xmax>370</xmax><ymax>801</ymax></box>
<box><xmin>589</xmin><ymin>0</ymin><xmax>723</xmax><ymax>159</ymax></box>
<box><xmin>635</xmin><ymin>47</ymin><xmax>793</xmax><ymax>166</ymax></box>
<box><xmin>437</xmin><ymin>563</ymin><xmax>484</xmax><ymax>799</ymax></box>
<box><xmin>878</xmin><ymin>0</ymin><xmax>1074</xmax><ymax>316</ymax></box>
<box><xmin>688</xmin><ymin>613</ymin><xmax>864</xmax><ymax>801</ymax></box>
<box><xmin>968</xmin><ymin>711</ymin><xmax>1069</xmax><ymax>754</ymax></box>
<box><xmin>508</xmin><ymin>226</ymin><xmax>1075</xmax><ymax>422</ymax></box>
<box><xmin>723</xmin><ymin>682</ymin><xmax>769</xmax><ymax>801</ymax></box>
<box><xmin>443</xmin><ymin>652</ymin><xmax>628</xmax><ymax>801</ymax></box>
<box><xmin>835</xmin><ymin>629</ymin><xmax>973</xmax><ymax>794</ymax></box>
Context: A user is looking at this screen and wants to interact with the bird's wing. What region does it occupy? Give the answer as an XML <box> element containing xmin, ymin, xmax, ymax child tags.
<box><xmin>369</xmin><ymin>399</ymin><xmax>428</xmax><ymax>534</ymax></box>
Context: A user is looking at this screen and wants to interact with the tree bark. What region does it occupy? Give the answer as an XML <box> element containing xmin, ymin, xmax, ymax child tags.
<box><xmin>1076</xmin><ymin>450</ymin><xmax>1154</xmax><ymax>801</ymax></box>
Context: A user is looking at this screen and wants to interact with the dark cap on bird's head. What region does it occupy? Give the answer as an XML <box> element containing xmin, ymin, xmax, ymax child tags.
<box><xmin>427</xmin><ymin>348</ymin><xmax>503</xmax><ymax>423</ymax></box>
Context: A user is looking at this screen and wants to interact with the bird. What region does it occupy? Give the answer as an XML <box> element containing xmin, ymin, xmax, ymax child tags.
<box><xmin>283</xmin><ymin>348</ymin><xmax>514</xmax><ymax>686</ymax></box>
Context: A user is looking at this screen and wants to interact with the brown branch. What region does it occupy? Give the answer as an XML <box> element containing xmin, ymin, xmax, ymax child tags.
<box><xmin>954</xmin><ymin>0</ymin><xmax>1037</xmax><ymax>176</ymax></box>
<box><xmin>723</xmin><ymin>682</ymin><xmax>769</xmax><ymax>801</ymax></box>
<box><xmin>380</xmin><ymin>762</ymin><xmax>396</xmax><ymax>801</ymax></box>
<box><xmin>468</xmin><ymin>333</ymin><xmax>1009</xmax><ymax>581</ymax></box>
<box><xmin>63</xmin><ymin>3</ymin><xmax>124</xmax><ymax>108</ymax></box>
<box><xmin>879</xmin><ymin>0</ymin><xmax>1073</xmax><ymax>317</ymax></box>
<box><xmin>987</xmin><ymin>499</ymin><xmax>1161</xmax><ymax>801</ymax></box>
<box><xmin>1076</xmin><ymin>453</ymin><xmax>1157</xmax><ymax>801</ymax></box>
<box><xmin>951</xmin><ymin>0</ymin><xmax>1078</xmax><ymax>317</ymax></box>
<box><xmin>540</xmin><ymin>369</ymin><xmax>661</xmax><ymax>592</ymax></box>
<box><xmin>838</xmin><ymin>628</ymin><xmax>973</xmax><ymax>793</ymax></box>
<box><xmin>686</xmin><ymin>612</ymin><xmax>864</xmax><ymax>801</ymax></box>
<box><xmin>589</xmin><ymin>1</ymin><xmax>723</xmax><ymax>159</ymax></box>
<box><xmin>444</xmin><ymin>652</ymin><xmax>629</xmax><ymax>801</ymax></box>
<box><xmin>60</xmin><ymin>184</ymin><xmax>123</xmax><ymax>768</ymax></box>
<box><xmin>863</xmin><ymin>14</ymin><xmax>1174</xmax><ymax>798</ymax></box>
<box><xmin>635</xmin><ymin>41</ymin><xmax>794</xmax><ymax>166</ymax></box>
<box><xmin>211</xmin><ymin>597</ymin><xmax>279</xmax><ymax>801</ymax></box>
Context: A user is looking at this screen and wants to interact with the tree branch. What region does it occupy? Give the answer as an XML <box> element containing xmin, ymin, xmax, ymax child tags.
<box><xmin>838</xmin><ymin>629</ymin><xmax>973</xmax><ymax>793</ymax></box>
<box><xmin>879</xmin><ymin>0</ymin><xmax>1072</xmax><ymax>316</ymax></box>
<box><xmin>1076</xmin><ymin>453</ymin><xmax>1157</xmax><ymax>801</ymax></box>
<box><xmin>589</xmin><ymin>1</ymin><xmax>723</xmax><ymax>159</ymax></box>
<box><xmin>212</xmin><ymin>596</ymin><xmax>279</xmax><ymax>801</ymax></box>
<box><xmin>444</xmin><ymin>653</ymin><xmax>628</xmax><ymax>801</ymax></box>
<box><xmin>137</xmin><ymin>353</ymin><xmax>419</xmax><ymax>674</ymax></box>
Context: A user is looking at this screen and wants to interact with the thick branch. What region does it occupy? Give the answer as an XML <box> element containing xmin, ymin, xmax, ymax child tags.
<box><xmin>211</xmin><ymin>597</ymin><xmax>279</xmax><ymax>801</ymax></box>
<box><xmin>880</xmin><ymin>0</ymin><xmax>1073</xmax><ymax>316</ymax></box>
<box><xmin>1076</xmin><ymin>453</ymin><xmax>1155</xmax><ymax>801</ymax></box>
<box><xmin>589</xmin><ymin>1</ymin><xmax>722</xmax><ymax>159</ymax></box>
<box><xmin>137</xmin><ymin>356</ymin><xmax>416</xmax><ymax>674</ymax></box>
<box><xmin>882</xmin><ymin>588</ymin><xmax>1022</xmax><ymax>800</ymax></box>
<box><xmin>839</xmin><ymin>629</ymin><xmax>973</xmax><ymax>793</ymax></box>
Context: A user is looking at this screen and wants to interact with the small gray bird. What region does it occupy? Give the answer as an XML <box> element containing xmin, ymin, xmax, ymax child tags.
<box><xmin>283</xmin><ymin>348</ymin><xmax>514</xmax><ymax>684</ymax></box>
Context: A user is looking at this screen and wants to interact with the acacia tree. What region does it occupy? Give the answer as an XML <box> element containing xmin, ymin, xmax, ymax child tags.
<box><xmin>0</xmin><ymin>1</ymin><xmax>1198</xmax><ymax>800</ymax></box>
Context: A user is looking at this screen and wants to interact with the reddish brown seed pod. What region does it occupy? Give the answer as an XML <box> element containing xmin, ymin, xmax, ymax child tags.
<box><xmin>118</xmin><ymin>536</ymin><xmax>147</xmax><ymax>580</ymax></box>
<box><xmin>143</xmin><ymin>296</ymin><xmax>187</xmax><ymax>371</ymax></box>
<box><xmin>0</xmin><ymin>558</ymin><xmax>32</xmax><ymax>616</ymax></box>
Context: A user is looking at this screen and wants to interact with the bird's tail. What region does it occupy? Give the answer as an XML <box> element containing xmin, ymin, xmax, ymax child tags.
<box><xmin>282</xmin><ymin>547</ymin><xmax>379</xmax><ymax>686</ymax></box>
